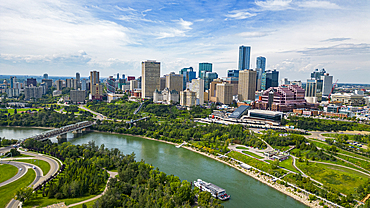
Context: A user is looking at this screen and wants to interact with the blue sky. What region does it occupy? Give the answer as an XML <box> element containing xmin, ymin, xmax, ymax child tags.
<box><xmin>0</xmin><ymin>0</ymin><xmax>369</xmax><ymax>83</ymax></box>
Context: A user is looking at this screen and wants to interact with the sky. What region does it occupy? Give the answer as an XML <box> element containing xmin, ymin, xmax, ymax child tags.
<box><xmin>0</xmin><ymin>0</ymin><xmax>369</xmax><ymax>83</ymax></box>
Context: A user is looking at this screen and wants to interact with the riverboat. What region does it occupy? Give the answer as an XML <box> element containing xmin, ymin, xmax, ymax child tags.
<box><xmin>193</xmin><ymin>179</ymin><xmax>230</xmax><ymax>200</ymax></box>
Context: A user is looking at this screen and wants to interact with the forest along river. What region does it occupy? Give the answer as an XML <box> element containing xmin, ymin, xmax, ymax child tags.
<box><xmin>0</xmin><ymin>127</ymin><xmax>307</xmax><ymax>208</ymax></box>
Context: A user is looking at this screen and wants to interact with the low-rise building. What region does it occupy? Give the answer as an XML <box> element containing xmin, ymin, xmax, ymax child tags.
<box><xmin>330</xmin><ymin>93</ymin><xmax>365</xmax><ymax>106</ymax></box>
<box><xmin>107</xmin><ymin>93</ymin><xmax>126</xmax><ymax>103</ymax></box>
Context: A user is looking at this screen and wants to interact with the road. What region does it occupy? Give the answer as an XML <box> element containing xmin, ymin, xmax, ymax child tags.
<box><xmin>0</xmin><ymin>161</ymin><xmax>28</xmax><ymax>187</ymax></box>
<box><xmin>78</xmin><ymin>105</ymin><xmax>107</xmax><ymax>120</ymax></box>
<box><xmin>4</xmin><ymin>150</ymin><xmax>60</xmax><ymax>208</ymax></box>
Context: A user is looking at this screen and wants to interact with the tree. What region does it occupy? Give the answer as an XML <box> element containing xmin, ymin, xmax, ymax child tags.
<box><xmin>198</xmin><ymin>191</ymin><xmax>211</xmax><ymax>206</ymax></box>
<box><xmin>15</xmin><ymin>187</ymin><xmax>33</xmax><ymax>203</ymax></box>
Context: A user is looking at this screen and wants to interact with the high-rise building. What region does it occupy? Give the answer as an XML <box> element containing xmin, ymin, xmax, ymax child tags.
<box><xmin>91</xmin><ymin>84</ymin><xmax>103</xmax><ymax>100</ymax></box>
<box><xmin>55</xmin><ymin>80</ymin><xmax>63</xmax><ymax>91</ymax></box>
<box><xmin>216</xmin><ymin>83</ymin><xmax>233</xmax><ymax>105</ymax></box>
<box><xmin>280</xmin><ymin>78</ymin><xmax>290</xmax><ymax>86</ymax></box>
<box><xmin>321</xmin><ymin>74</ymin><xmax>333</xmax><ymax>97</ymax></box>
<box><xmin>76</xmin><ymin>72</ymin><xmax>80</xmax><ymax>82</ymax></box>
<box><xmin>305</xmin><ymin>79</ymin><xmax>317</xmax><ymax>98</ymax></box>
<box><xmin>165</xmin><ymin>72</ymin><xmax>183</xmax><ymax>92</ymax></box>
<box><xmin>81</xmin><ymin>79</ymin><xmax>87</xmax><ymax>91</ymax></box>
<box><xmin>190</xmin><ymin>78</ymin><xmax>204</xmax><ymax>105</ymax></box>
<box><xmin>10</xmin><ymin>77</ymin><xmax>16</xmax><ymax>89</ymax></box>
<box><xmin>160</xmin><ymin>77</ymin><xmax>166</xmax><ymax>91</ymax></box>
<box><xmin>238</xmin><ymin>46</ymin><xmax>251</xmax><ymax>70</ymax></box>
<box><xmin>265</xmin><ymin>70</ymin><xmax>279</xmax><ymax>89</ymax></box>
<box><xmin>127</xmin><ymin>76</ymin><xmax>135</xmax><ymax>81</ymax></box>
<box><xmin>130</xmin><ymin>80</ymin><xmax>139</xmax><ymax>91</ymax></box>
<box><xmin>90</xmin><ymin>71</ymin><xmax>100</xmax><ymax>85</ymax></box>
<box><xmin>142</xmin><ymin>60</ymin><xmax>160</xmax><ymax>98</ymax></box>
<box><xmin>116</xmin><ymin>73</ymin><xmax>119</xmax><ymax>81</ymax></box>
<box><xmin>43</xmin><ymin>73</ymin><xmax>48</xmax><ymax>79</ymax></box>
<box><xmin>256</xmin><ymin>56</ymin><xmax>266</xmax><ymax>71</ymax></box>
<box><xmin>204</xmin><ymin>72</ymin><xmax>218</xmax><ymax>91</ymax></box>
<box><xmin>227</xmin><ymin>70</ymin><xmax>239</xmax><ymax>78</ymax></box>
<box><xmin>238</xmin><ymin>69</ymin><xmax>257</xmax><ymax>101</ymax></box>
<box><xmin>199</xmin><ymin>63</ymin><xmax>212</xmax><ymax>79</ymax></box>
<box><xmin>106</xmin><ymin>76</ymin><xmax>116</xmax><ymax>94</ymax></box>
<box><xmin>311</xmin><ymin>68</ymin><xmax>326</xmax><ymax>80</ymax></box>
<box><xmin>42</xmin><ymin>79</ymin><xmax>53</xmax><ymax>88</ymax></box>
<box><xmin>25</xmin><ymin>86</ymin><xmax>43</xmax><ymax>100</ymax></box>
<box><xmin>209</xmin><ymin>78</ymin><xmax>223</xmax><ymax>102</ymax></box>
<box><xmin>26</xmin><ymin>78</ymin><xmax>37</xmax><ymax>87</ymax></box>
<box><xmin>70</xmin><ymin>90</ymin><xmax>86</xmax><ymax>103</ymax></box>
<box><xmin>180</xmin><ymin>67</ymin><xmax>196</xmax><ymax>90</ymax></box>
<box><xmin>180</xmin><ymin>89</ymin><xmax>196</xmax><ymax>107</ymax></box>
<box><xmin>122</xmin><ymin>74</ymin><xmax>126</xmax><ymax>80</ymax></box>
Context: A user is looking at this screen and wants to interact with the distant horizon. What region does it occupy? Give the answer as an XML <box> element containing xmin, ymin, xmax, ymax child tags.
<box><xmin>1</xmin><ymin>1</ymin><xmax>369</xmax><ymax>83</ymax></box>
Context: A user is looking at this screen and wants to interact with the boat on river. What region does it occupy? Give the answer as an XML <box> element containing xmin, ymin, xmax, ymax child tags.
<box><xmin>194</xmin><ymin>179</ymin><xmax>230</xmax><ymax>200</ymax></box>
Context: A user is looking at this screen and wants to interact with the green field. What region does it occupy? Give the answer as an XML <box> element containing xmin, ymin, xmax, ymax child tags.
<box><xmin>279</xmin><ymin>158</ymin><xmax>298</xmax><ymax>173</ymax></box>
<box><xmin>1</xmin><ymin>108</ymin><xmax>41</xmax><ymax>115</ymax></box>
<box><xmin>227</xmin><ymin>151</ymin><xmax>285</xmax><ymax>176</ymax></box>
<box><xmin>236</xmin><ymin>146</ymin><xmax>248</xmax><ymax>150</ymax></box>
<box><xmin>0</xmin><ymin>169</ymin><xmax>35</xmax><ymax>208</ymax></box>
<box><xmin>242</xmin><ymin>151</ymin><xmax>264</xmax><ymax>159</ymax></box>
<box><xmin>81</xmin><ymin>198</ymin><xmax>100</xmax><ymax>208</ymax></box>
<box><xmin>16</xmin><ymin>159</ymin><xmax>50</xmax><ymax>176</ymax></box>
<box><xmin>0</xmin><ymin>164</ymin><xmax>18</xmax><ymax>184</ymax></box>
<box><xmin>296</xmin><ymin>161</ymin><xmax>369</xmax><ymax>196</ymax></box>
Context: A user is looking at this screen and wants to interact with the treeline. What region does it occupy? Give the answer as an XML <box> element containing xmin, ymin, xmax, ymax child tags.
<box><xmin>22</xmin><ymin>139</ymin><xmax>222</xmax><ymax>208</ymax></box>
<box><xmin>0</xmin><ymin>137</ymin><xmax>18</xmax><ymax>146</ymax></box>
<box><xmin>97</xmin><ymin>161</ymin><xmax>223</xmax><ymax>208</ymax></box>
<box><xmin>0</xmin><ymin>108</ymin><xmax>93</xmax><ymax>128</ymax></box>
<box><xmin>87</xmin><ymin>100</ymin><xmax>141</xmax><ymax>120</ymax></box>
<box><xmin>283</xmin><ymin>116</ymin><xmax>370</xmax><ymax>132</ymax></box>
<box><xmin>93</xmin><ymin>119</ymin><xmax>250</xmax><ymax>154</ymax></box>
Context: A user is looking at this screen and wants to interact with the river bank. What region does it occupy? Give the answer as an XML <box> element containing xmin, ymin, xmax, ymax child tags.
<box><xmin>92</xmin><ymin>130</ymin><xmax>322</xmax><ymax>208</ymax></box>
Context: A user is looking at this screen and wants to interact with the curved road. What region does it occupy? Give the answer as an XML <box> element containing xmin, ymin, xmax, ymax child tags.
<box><xmin>4</xmin><ymin>150</ymin><xmax>60</xmax><ymax>208</ymax></box>
<box><xmin>0</xmin><ymin>161</ymin><xmax>28</xmax><ymax>187</ymax></box>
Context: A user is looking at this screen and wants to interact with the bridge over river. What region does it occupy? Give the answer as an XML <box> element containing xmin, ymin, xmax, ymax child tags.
<box><xmin>20</xmin><ymin>121</ymin><xmax>95</xmax><ymax>143</ymax></box>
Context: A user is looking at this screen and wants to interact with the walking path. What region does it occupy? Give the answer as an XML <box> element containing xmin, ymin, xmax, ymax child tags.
<box><xmin>67</xmin><ymin>171</ymin><xmax>118</xmax><ymax>207</ymax></box>
<box><xmin>308</xmin><ymin>160</ymin><xmax>370</xmax><ymax>177</ymax></box>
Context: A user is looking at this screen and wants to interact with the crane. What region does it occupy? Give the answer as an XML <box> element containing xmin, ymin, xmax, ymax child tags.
<box><xmin>328</xmin><ymin>79</ymin><xmax>339</xmax><ymax>103</ymax></box>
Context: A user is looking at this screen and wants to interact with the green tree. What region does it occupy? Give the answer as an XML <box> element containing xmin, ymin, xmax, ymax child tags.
<box><xmin>15</xmin><ymin>187</ymin><xmax>33</xmax><ymax>203</ymax></box>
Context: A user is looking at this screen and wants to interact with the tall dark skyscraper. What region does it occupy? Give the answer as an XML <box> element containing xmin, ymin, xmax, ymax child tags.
<box><xmin>265</xmin><ymin>70</ymin><xmax>279</xmax><ymax>89</ymax></box>
<box><xmin>238</xmin><ymin>45</ymin><xmax>251</xmax><ymax>70</ymax></box>
<box><xmin>43</xmin><ymin>73</ymin><xmax>48</xmax><ymax>79</ymax></box>
<box><xmin>256</xmin><ymin>56</ymin><xmax>266</xmax><ymax>71</ymax></box>
<box><xmin>199</xmin><ymin>63</ymin><xmax>212</xmax><ymax>79</ymax></box>
<box><xmin>76</xmin><ymin>72</ymin><xmax>80</xmax><ymax>82</ymax></box>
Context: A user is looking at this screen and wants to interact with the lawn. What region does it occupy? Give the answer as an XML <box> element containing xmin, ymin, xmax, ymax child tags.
<box><xmin>0</xmin><ymin>163</ymin><xmax>18</xmax><ymax>184</ymax></box>
<box><xmin>227</xmin><ymin>151</ymin><xmax>286</xmax><ymax>176</ymax></box>
<box><xmin>16</xmin><ymin>159</ymin><xmax>50</xmax><ymax>176</ymax></box>
<box><xmin>279</xmin><ymin>158</ymin><xmax>298</xmax><ymax>173</ymax></box>
<box><xmin>81</xmin><ymin>198</ymin><xmax>100</xmax><ymax>208</ymax></box>
<box><xmin>242</xmin><ymin>151</ymin><xmax>264</xmax><ymax>159</ymax></box>
<box><xmin>0</xmin><ymin>169</ymin><xmax>35</xmax><ymax>208</ymax></box>
<box><xmin>236</xmin><ymin>146</ymin><xmax>248</xmax><ymax>150</ymax></box>
<box><xmin>2</xmin><ymin>108</ymin><xmax>41</xmax><ymax>115</ymax></box>
<box><xmin>296</xmin><ymin>160</ymin><xmax>369</xmax><ymax>197</ymax></box>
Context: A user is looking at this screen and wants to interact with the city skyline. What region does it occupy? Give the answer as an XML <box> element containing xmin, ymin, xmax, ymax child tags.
<box><xmin>0</xmin><ymin>0</ymin><xmax>369</xmax><ymax>83</ymax></box>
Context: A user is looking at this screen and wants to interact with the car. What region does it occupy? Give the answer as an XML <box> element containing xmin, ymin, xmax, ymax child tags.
<box><xmin>19</xmin><ymin>168</ymin><xmax>22</xmax><ymax>171</ymax></box>
<box><xmin>32</xmin><ymin>166</ymin><xmax>36</xmax><ymax>169</ymax></box>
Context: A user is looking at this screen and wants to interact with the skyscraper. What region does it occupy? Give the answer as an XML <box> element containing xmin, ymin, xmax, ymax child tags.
<box><xmin>90</xmin><ymin>71</ymin><xmax>99</xmax><ymax>85</ymax></box>
<box><xmin>10</xmin><ymin>77</ymin><xmax>16</xmax><ymax>89</ymax></box>
<box><xmin>256</xmin><ymin>56</ymin><xmax>266</xmax><ymax>71</ymax></box>
<box><xmin>43</xmin><ymin>73</ymin><xmax>48</xmax><ymax>79</ymax></box>
<box><xmin>190</xmin><ymin>78</ymin><xmax>204</xmax><ymax>105</ymax></box>
<box><xmin>238</xmin><ymin>69</ymin><xmax>257</xmax><ymax>101</ymax></box>
<box><xmin>227</xmin><ymin>70</ymin><xmax>239</xmax><ymax>78</ymax></box>
<box><xmin>204</xmin><ymin>72</ymin><xmax>218</xmax><ymax>91</ymax></box>
<box><xmin>117</xmin><ymin>73</ymin><xmax>119</xmax><ymax>81</ymax></box>
<box><xmin>321</xmin><ymin>74</ymin><xmax>333</xmax><ymax>97</ymax></box>
<box><xmin>238</xmin><ymin>46</ymin><xmax>251</xmax><ymax>70</ymax></box>
<box><xmin>165</xmin><ymin>72</ymin><xmax>183</xmax><ymax>92</ymax></box>
<box><xmin>180</xmin><ymin>67</ymin><xmax>196</xmax><ymax>90</ymax></box>
<box><xmin>76</xmin><ymin>72</ymin><xmax>80</xmax><ymax>82</ymax></box>
<box><xmin>142</xmin><ymin>60</ymin><xmax>160</xmax><ymax>98</ymax></box>
<box><xmin>265</xmin><ymin>70</ymin><xmax>279</xmax><ymax>89</ymax></box>
<box><xmin>199</xmin><ymin>63</ymin><xmax>212</xmax><ymax>79</ymax></box>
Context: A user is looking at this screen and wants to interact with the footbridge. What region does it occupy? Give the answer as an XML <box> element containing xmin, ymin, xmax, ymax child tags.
<box><xmin>126</xmin><ymin>117</ymin><xmax>148</xmax><ymax>124</ymax></box>
<box><xmin>21</xmin><ymin>121</ymin><xmax>95</xmax><ymax>142</ymax></box>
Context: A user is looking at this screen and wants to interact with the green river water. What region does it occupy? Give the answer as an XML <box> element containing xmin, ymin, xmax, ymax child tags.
<box><xmin>0</xmin><ymin>127</ymin><xmax>307</xmax><ymax>208</ymax></box>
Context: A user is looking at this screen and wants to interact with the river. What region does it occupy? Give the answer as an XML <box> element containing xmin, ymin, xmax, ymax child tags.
<box><xmin>0</xmin><ymin>127</ymin><xmax>306</xmax><ymax>208</ymax></box>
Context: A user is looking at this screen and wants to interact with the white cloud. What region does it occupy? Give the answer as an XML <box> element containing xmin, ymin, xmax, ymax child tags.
<box><xmin>237</xmin><ymin>31</ymin><xmax>272</xmax><ymax>38</ymax></box>
<box><xmin>225</xmin><ymin>10</ymin><xmax>257</xmax><ymax>20</ymax></box>
<box><xmin>297</xmin><ymin>1</ymin><xmax>340</xmax><ymax>9</ymax></box>
<box><xmin>115</xmin><ymin>6</ymin><xmax>136</xmax><ymax>12</ymax></box>
<box><xmin>175</xmin><ymin>18</ymin><xmax>193</xmax><ymax>30</ymax></box>
<box><xmin>0</xmin><ymin>51</ymin><xmax>91</xmax><ymax>64</ymax></box>
<box><xmin>255</xmin><ymin>0</ymin><xmax>292</xmax><ymax>11</ymax></box>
